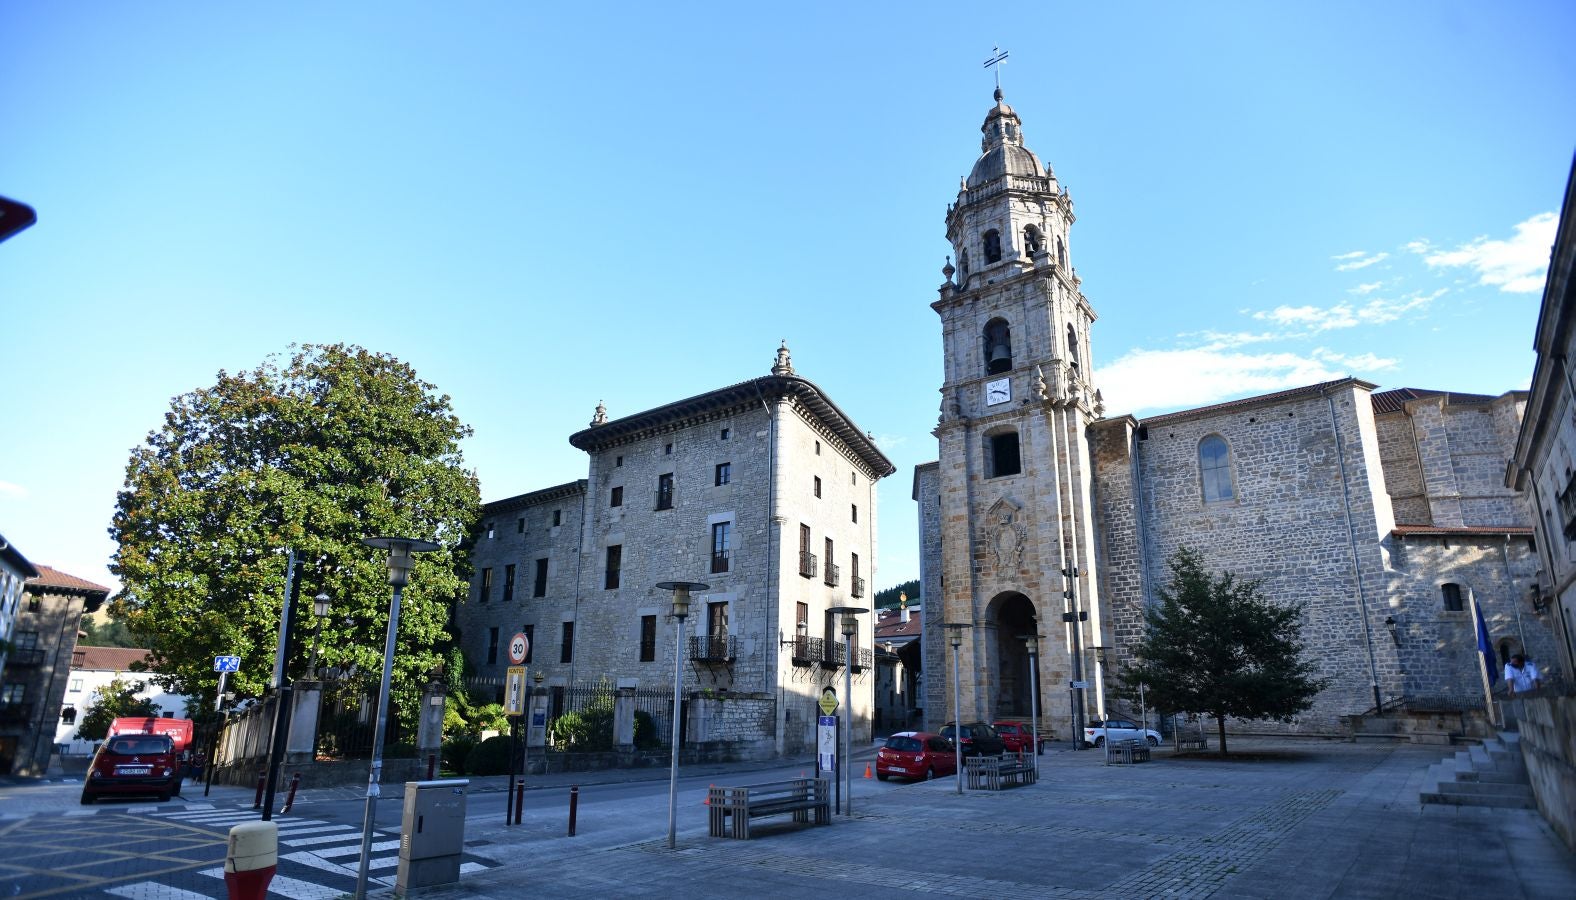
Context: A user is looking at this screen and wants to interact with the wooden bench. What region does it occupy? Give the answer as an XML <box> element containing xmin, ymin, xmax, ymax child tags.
<box><xmin>707</xmin><ymin>777</ymin><xmax>830</xmax><ymax>839</ymax></box>
<box><xmin>964</xmin><ymin>755</ymin><xmax>1037</xmax><ymax>790</ymax></box>
<box><xmin>1110</xmin><ymin>739</ymin><xmax>1151</xmax><ymax>764</ymax></box>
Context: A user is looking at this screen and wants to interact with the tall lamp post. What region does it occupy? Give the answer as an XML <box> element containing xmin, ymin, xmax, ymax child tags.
<box><xmin>1021</xmin><ymin>633</ymin><xmax>1042</xmax><ymax>778</ymax></box>
<box><xmin>943</xmin><ymin>623</ymin><xmax>971</xmax><ymax>795</ymax></box>
<box><xmin>1091</xmin><ymin>645</ymin><xmax>1111</xmax><ymax>766</ymax></box>
<box><xmin>355</xmin><ymin>536</ymin><xmax>439</xmax><ymax>900</ymax></box>
<box><xmin>307</xmin><ymin>593</ymin><xmax>331</xmax><ymax>677</ymax></box>
<box><xmin>656</xmin><ymin>580</ymin><xmax>707</xmax><ymax>850</ymax></box>
<box><xmin>828</xmin><ymin>606</ymin><xmax>867</xmax><ymax>816</ymax></box>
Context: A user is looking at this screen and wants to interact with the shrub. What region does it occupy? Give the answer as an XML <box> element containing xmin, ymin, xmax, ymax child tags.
<box><xmin>383</xmin><ymin>741</ymin><xmax>417</xmax><ymax>759</ymax></box>
<box><xmin>633</xmin><ymin>710</ymin><xmax>662</xmax><ymax>750</ymax></box>
<box><xmin>442</xmin><ymin>735</ymin><xmax>476</xmax><ymax>774</ymax></box>
<box><xmin>465</xmin><ymin>735</ymin><xmax>515</xmax><ymax>776</ymax></box>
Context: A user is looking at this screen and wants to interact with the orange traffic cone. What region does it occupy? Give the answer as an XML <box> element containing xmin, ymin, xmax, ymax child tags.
<box><xmin>863</xmin><ymin>764</ymin><xmax>872</xmax><ymax>779</ymax></box>
<box><xmin>703</xmin><ymin>784</ymin><xmax>713</xmax><ymax>806</ymax></box>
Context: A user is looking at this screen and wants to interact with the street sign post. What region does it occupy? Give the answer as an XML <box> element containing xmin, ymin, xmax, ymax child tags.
<box><xmin>508</xmin><ymin>633</ymin><xmax>529</xmax><ymax>665</ymax></box>
<box><xmin>504</xmin><ymin>666</ymin><xmax>527</xmax><ymax>716</ymax></box>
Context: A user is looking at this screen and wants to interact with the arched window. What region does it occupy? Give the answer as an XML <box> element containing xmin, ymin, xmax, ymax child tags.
<box><xmin>1199</xmin><ymin>435</ymin><xmax>1234</xmax><ymax>503</ymax></box>
<box><xmin>1440</xmin><ymin>583</ymin><xmax>1464</xmax><ymax>612</ymax></box>
<box><xmin>1023</xmin><ymin>225</ymin><xmax>1043</xmax><ymax>257</ymax></box>
<box><xmin>1066</xmin><ymin>323</ymin><xmax>1079</xmax><ymax>366</ymax></box>
<box><xmin>1056</xmin><ymin>236</ymin><xmax>1067</xmax><ymax>268</ymax></box>
<box><xmin>959</xmin><ymin>248</ymin><xmax>970</xmax><ymax>278</ymax></box>
<box><xmin>983</xmin><ymin>318</ymin><xmax>1013</xmax><ymax>375</ymax></box>
<box><xmin>983</xmin><ymin>229</ymin><xmax>1002</xmax><ymax>264</ymax></box>
<box><xmin>986</xmin><ymin>429</ymin><xmax>1021</xmax><ymax>478</ymax></box>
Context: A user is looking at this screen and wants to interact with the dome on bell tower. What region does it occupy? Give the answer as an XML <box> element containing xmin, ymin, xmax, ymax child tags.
<box><xmin>966</xmin><ymin>88</ymin><xmax>1050</xmax><ymax>189</ymax></box>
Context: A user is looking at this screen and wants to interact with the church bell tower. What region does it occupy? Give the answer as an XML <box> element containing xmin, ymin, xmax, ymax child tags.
<box><xmin>931</xmin><ymin>88</ymin><xmax>1107</xmax><ymax>735</ymax></box>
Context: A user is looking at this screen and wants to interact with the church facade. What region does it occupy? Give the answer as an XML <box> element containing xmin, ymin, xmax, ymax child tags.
<box><xmin>917</xmin><ymin>90</ymin><xmax>1562</xmax><ymax>738</ymax></box>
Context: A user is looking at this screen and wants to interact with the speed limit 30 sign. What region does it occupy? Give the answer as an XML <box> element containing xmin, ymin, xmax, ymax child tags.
<box><xmin>508</xmin><ymin>632</ymin><xmax>529</xmax><ymax>665</ymax></box>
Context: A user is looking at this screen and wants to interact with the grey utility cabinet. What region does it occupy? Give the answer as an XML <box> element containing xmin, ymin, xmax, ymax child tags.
<box><xmin>397</xmin><ymin>779</ymin><xmax>469</xmax><ymax>894</ymax></box>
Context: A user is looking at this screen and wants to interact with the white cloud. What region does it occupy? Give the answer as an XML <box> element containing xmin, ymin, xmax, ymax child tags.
<box><xmin>1095</xmin><ymin>346</ymin><xmax>1397</xmax><ymax>417</ymax></box>
<box><xmin>1349</xmin><ymin>282</ymin><xmax>1383</xmax><ymax>295</ymax></box>
<box><xmin>871</xmin><ymin>432</ymin><xmax>908</xmax><ymax>451</ymax></box>
<box><xmin>1249</xmin><ymin>290</ymin><xmax>1441</xmax><ymax>333</ymax></box>
<box><xmin>1335</xmin><ymin>251</ymin><xmax>1389</xmax><ymax>272</ymax></box>
<box><xmin>1422</xmin><ymin>212</ymin><xmax>1556</xmax><ymax>293</ymax></box>
<box><xmin>0</xmin><ymin>480</ymin><xmax>26</xmax><ymax>498</ymax></box>
<box><xmin>1404</xmin><ymin>239</ymin><xmax>1432</xmax><ymax>255</ymax></box>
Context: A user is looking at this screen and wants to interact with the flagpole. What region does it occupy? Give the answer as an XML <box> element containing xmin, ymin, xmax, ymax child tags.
<box><xmin>1470</xmin><ymin>596</ymin><xmax>1499</xmax><ymax>729</ymax></box>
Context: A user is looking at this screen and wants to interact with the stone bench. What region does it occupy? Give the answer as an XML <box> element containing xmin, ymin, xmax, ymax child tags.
<box><xmin>964</xmin><ymin>755</ymin><xmax>1037</xmax><ymax>790</ymax></box>
<box><xmin>707</xmin><ymin>777</ymin><xmax>830</xmax><ymax>839</ymax></box>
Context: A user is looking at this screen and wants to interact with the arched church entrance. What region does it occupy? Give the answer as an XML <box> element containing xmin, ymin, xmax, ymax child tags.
<box><xmin>987</xmin><ymin>591</ymin><xmax>1039</xmax><ymax>718</ymax></box>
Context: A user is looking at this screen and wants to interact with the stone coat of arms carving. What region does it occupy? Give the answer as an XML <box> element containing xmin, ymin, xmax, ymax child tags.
<box><xmin>987</xmin><ymin>496</ymin><xmax>1026</xmax><ymax>572</ymax></box>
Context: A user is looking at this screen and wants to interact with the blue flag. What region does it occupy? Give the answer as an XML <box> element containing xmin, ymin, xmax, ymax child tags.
<box><xmin>1474</xmin><ymin>600</ymin><xmax>1499</xmax><ymax>685</ymax></box>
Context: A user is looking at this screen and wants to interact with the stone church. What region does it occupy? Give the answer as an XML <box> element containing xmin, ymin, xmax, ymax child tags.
<box><xmin>916</xmin><ymin>89</ymin><xmax>1562</xmax><ymax>739</ymax></box>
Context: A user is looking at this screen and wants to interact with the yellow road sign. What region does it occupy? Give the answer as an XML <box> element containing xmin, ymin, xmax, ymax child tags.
<box><xmin>505</xmin><ymin>666</ymin><xmax>527</xmax><ymax>716</ymax></box>
<box><xmin>818</xmin><ymin>687</ymin><xmax>838</xmax><ymax>716</ymax></box>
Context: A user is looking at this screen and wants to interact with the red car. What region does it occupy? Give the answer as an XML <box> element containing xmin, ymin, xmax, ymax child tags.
<box><xmin>994</xmin><ymin>721</ymin><xmax>1042</xmax><ymax>755</ymax></box>
<box><xmin>876</xmin><ymin>731</ymin><xmax>960</xmax><ymax>782</ymax></box>
<box><xmin>81</xmin><ymin>733</ymin><xmax>184</xmax><ymax>804</ymax></box>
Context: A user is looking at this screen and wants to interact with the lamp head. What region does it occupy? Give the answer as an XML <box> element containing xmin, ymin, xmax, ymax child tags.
<box><xmin>1020</xmin><ymin>633</ymin><xmax>1040</xmax><ymax>655</ymax></box>
<box><xmin>314</xmin><ymin>593</ymin><xmax>331</xmax><ymax>618</ymax></box>
<box><xmin>656</xmin><ymin>580</ymin><xmax>709</xmax><ymax>620</ymax></box>
<box><xmin>828</xmin><ymin>606</ymin><xmax>867</xmax><ymax>637</ymax></box>
<box><xmin>944</xmin><ymin>622</ymin><xmax>970</xmax><ymax>649</ymax></box>
<box><xmin>363</xmin><ymin>536</ymin><xmax>440</xmax><ymax>588</ymax></box>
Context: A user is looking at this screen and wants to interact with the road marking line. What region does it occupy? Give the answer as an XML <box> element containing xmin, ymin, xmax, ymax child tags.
<box><xmin>280</xmin><ymin>830</ymin><xmax>365</xmax><ymax>847</ymax></box>
<box><xmin>312</xmin><ymin>839</ymin><xmax>399</xmax><ymax>858</ymax></box>
<box><xmin>366</xmin><ymin>854</ymin><xmax>399</xmax><ymax>870</ymax></box>
<box><xmin>106</xmin><ymin>882</ymin><xmax>213</xmax><ymax>900</ymax></box>
<box><xmin>278</xmin><ymin>824</ymin><xmax>353</xmax><ymax>838</ymax></box>
<box><xmin>460</xmin><ymin>862</ymin><xmax>488</xmax><ymax>874</ymax></box>
<box><xmin>279</xmin><ymin>850</ymin><xmax>360</xmax><ymax>878</ymax></box>
<box><xmin>200</xmin><ymin>867</ymin><xmax>343</xmax><ymax>900</ymax></box>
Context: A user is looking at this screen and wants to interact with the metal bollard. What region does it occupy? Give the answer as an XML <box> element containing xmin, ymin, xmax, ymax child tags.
<box><xmin>514</xmin><ymin>781</ymin><xmax>524</xmax><ymax>825</ymax></box>
<box><xmin>279</xmin><ymin>772</ymin><xmax>301</xmax><ymax>815</ymax></box>
<box><xmin>426</xmin><ymin>754</ymin><xmax>436</xmax><ymax>780</ymax></box>
<box><xmin>252</xmin><ymin>772</ymin><xmax>265</xmax><ymax>810</ymax></box>
<box><xmin>567</xmin><ymin>785</ymin><xmax>579</xmax><ymax>836</ymax></box>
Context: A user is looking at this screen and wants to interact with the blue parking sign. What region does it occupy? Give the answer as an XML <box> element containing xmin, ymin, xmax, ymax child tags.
<box><xmin>213</xmin><ymin>655</ymin><xmax>240</xmax><ymax>673</ymax></box>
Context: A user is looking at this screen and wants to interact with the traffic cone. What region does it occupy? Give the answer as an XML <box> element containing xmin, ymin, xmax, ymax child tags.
<box><xmin>863</xmin><ymin>764</ymin><xmax>872</xmax><ymax>779</ymax></box>
<box><xmin>703</xmin><ymin>784</ymin><xmax>713</xmax><ymax>806</ymax></box>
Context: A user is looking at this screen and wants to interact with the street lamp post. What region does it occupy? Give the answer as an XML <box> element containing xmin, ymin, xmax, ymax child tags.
<box><xmin>355</xmin><ymin>536</ymin><xmax>439</xmax><ymax>900</ymax></box>
<box><xmin>1021</xmin><ymin>634</ymin><xmax>1042</xmax><ymax>778</ymax></box>
<box><xmin>656</xmin><ymin>580</ymin><xmax>707</xmax><ymax>850</ymax></box>
<box><xmin>828</xmin><ymin>606</ymin><xmax>867</xmax><ymax>816</ymax></box>
<box><xmin>307</xmin><ymin>593</ymin><xmax>331</xmax><ymax>678</ymax></box>
<box><xmin>1091</xmin><ymin>645</ymin><xmax>1111</xmax><ymax>765</ymax></box>
<box><xmin>944</xmin><ymin>623</ymin><xmax>971</xmax><ymax>794</ymax></box>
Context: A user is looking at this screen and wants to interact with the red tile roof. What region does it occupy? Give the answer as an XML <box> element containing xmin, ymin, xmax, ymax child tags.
<box><xmin>874</xmin><ymin>606</ymin><xmax>923</xmax><ymax>641</ymax></box>
<box><xmin>28</xmin><ymin>565</ymin><xmax>111</xmax><ymax>595</ymax></box>
<box><xmin>73</xmin><ymin>646</ymin><xmax>151</xmax><ymax>672</ymax></box>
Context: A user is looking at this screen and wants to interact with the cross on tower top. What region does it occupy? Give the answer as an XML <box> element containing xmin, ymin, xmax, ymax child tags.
<box><xmin>983</xmin><ymin>47</ymin><xmax>1009</xmax><ymax>94</ymax></box>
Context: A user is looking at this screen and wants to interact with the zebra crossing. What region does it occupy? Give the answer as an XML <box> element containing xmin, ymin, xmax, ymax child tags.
<box><xmin>94</xmin><ymin>801</ymin><xmax>494</xmax><ymax>899</ymax></box>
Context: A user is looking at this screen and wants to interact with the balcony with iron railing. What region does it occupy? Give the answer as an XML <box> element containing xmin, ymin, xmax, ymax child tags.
<box><xmin>790</xmin><ymin>635</ymin><xmax>822</xmax><ymax>667</ymax></box>
<box><xmin>851</xmin><ymin>575</ymin><xmax>865</xmax><ymax>598</ymax></box>
<box><xmin>689</xmin><ymin>634</ymin><xmax>736</xmax><ymax>662</ymax></box>
<box><xmin>820</xmin><ymin>639</ymin><xmax>847</xmax><ymax>669</ymax></box>
<box><xmin>710</xmin><ymin>550</ymin><xmax>730</xmax><ymax>574</ymax></box>
<box><xmin>824</xmin><ymin>562</ymin><xmax>840</xmax><ymax>588</ymax></box>
<box><xmin>799</xmin><ymin>552</ymin><xmax>817</xmax><ymax>579</ymax></box>
<box><xmin>4</xmin><ymin>648</ymin><xmax>45</xmax><ymax>667</ymax></box>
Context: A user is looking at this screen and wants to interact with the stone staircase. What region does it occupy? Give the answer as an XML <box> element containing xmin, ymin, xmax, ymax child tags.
<box><xmin>1419</xmin><ymin>731</ymin><xmax>1536</xmax><ymax>809</ymax></box>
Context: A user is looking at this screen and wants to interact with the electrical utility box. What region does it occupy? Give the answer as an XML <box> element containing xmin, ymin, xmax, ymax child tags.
<box><xmin>397</xmin><ymin>779</ymin><xmax>469</xmax><ymax>894</ymax></box>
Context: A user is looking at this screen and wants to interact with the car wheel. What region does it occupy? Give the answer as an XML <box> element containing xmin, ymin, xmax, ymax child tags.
<box><xmin>1147</xmin><ymin>736</ymin><xmax>1160</xmax><ymax>747</ymax></box>
<box><xmin>79</xmin><ymin>791</ymin><xmax>95</xmax><ymax>805</ymax></box>
<box><xmin>157</xmin><ymin>790</ymin><xmax>172</xmax><ymax>802</ymax></box>
<box><xmin>1093</xmin><ymin>736</ymin><xmax>1105</xmax><ymax>748</ymax></box>
<box><xmin>876</xmin><ymin>771</ymin><xmax>889</xmax><ymax>781</ymax></box>
<box><xmin>925</xmin><ymin>767</ymin><xmax>935</xmax><ymax>781</ymax></box>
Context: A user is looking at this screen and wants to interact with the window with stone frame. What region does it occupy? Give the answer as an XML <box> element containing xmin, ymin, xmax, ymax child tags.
<box><xmin>1066</xmin><ymin>323</ymin><xmax>1079</xmax><ymax>366</ymax></box>
<box><xmin>656</xmin><ymin>473</ymin><xmax>674</xmax><ymax>510</ymax></box>
<box><xmin>1441</xmin><ymin>583</ymin><xmax>1464</xmax><ymax>612</ymax></box>
<box><xmin>1023</xmin><ymin>224</ymin><xmax>1043</xmax><ymax>257</ymax></box>
<box><xmin>533</xmin><ymin>558</ymin><xmax>548</xmax><ymax>597</ymax></box>
<box><xmin>479</xmin><ymin>567</ymin><xmax>493</xmax><ymax>603</ymax></box>
<box><xmin>711</xmin><ymin>521</ymin><xmax>731</xmax><ymax>574</ymax></box>
<box><xmin>1199</xmin><ymin>435</ymin><xmax>1235</xmax><ymax>503</ymax></box>
<box><xmin>715</xmin><ymin>462</ymin><xmax>731</xmax><ymax>486</ymax></box>
<box><xmin>986</xmin><ymin>430</ymin><xmax>1021</xmax><ymax>478</ymax></box>
<box><xmin>1057</xmin><ymin>236</ymin><xmax>1066</xmax><ymax>268</ymax></box>
<box><xmin>814</xmin><ymin>476</ymin><xmax>822</xmax><ymax>498</ymax></box>
<box><xmin>503</xmin><ymin>564</ymin><xmax>515</xmax><ymax>603</ymax></box>
<box><xmin>1</xmin><ymin>683</ymin><xmax>24</xmax><ymax>705</ymax></box>
<box><xmin>611</xmin><ymin>486</ymin><xmax>623</xmax><ymax>507</ymax></box>
<box><xmin>983</xmin><ymin>318</ymin><xmax>1013</xmax><ymax>375</ymax></box>
<box><xmin>60</xmin><ymin>706</ymin><xmax>76</xmax><ymax>725</ymax></box>
<box><xmin>605</xmin><ymin>545</ymin><xmax>622</xmax><ymax>590</ymax></box>
<box><xmin>639</xmin><ymin>615</ymin><xmax>657</xmax><ymax>662</ymax></box>
<box><xmin>983</xmin><ymin>229</ymin><xmax>1002</xmax><ymax>264</ymax></box>
<box><xmin>560</xmin><ymin>622</ymin><xmax>574</xmax><ymax>664</ymax></box>
<box><xmin>487</xmin><ymin>627</ymin><xmax>499</xmax><ymax>665</ymax></box>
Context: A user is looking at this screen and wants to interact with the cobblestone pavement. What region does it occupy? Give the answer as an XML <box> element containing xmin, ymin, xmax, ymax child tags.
<box><xmin>396</xmin><ymin>737</ymin><xmax>1574</xmax><ymax>900</ymax></box>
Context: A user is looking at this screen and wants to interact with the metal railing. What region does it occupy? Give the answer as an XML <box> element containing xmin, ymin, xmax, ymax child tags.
<box><xmin>654</xmin><ymin>488</ymin><xmax>674</xmax><ymax>510</ymax></box>
<box><xmin>799</xmin><ymin>552</ymin><xmax>817</xmax><ymax>578</ymax></box>
<box><xmin>4</xmin><ymin>648</ymin><xmax>45</xmax><ymax>666</ymax></box>
<box><xmin>851</xmin><ymin>576</ymin><xmax>865</xmax><ymax>598</ymax></box>
<box><xmin>710</xmin><ymin>550</ymin><xmax>730</xmax><ymax>574</ymax></box>
<box><xmin>689</xmin><ymin>635</ymin><xmax>736</xmax><ymax>662</ymax></box>
<box><xmin>820</xmin><ymin>640</ymin><xmax>846</xmax><ymax>669</ymax></box>
<box><xmin>791</xmin><ymin>636</ymin><xmax>820</xmax><ymax>666</ymax></box>
<box><xmin>824</xmin><ymin>562</ymin><xmax>840</xmax><ymax>587</ymax></box>
<box><xmin>853</xmin><ymin>647</ymin><xmax>874</xmax><ymax>672</ymax></box>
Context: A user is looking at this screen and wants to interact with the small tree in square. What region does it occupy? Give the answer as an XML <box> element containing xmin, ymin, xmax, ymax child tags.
<box><xmin>1119</xmin><ymin>547</ymin><xmax>1327</xmax><ymax>756</ymax></box>
<box><xmin>76</xmin><ymin>676</ymin><xmax>162</xmax><ymax>742</ymax></box>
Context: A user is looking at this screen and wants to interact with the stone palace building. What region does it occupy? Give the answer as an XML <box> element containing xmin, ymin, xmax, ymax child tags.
<box><xmin>916</xmin><ymin>89</ymin><xmax>1563</xmax><ymax>739</ymax></box>
<box><xmin>460</xmin><ymin>344</ymin><xmax>894</xmax><ymax>759</ymax></box>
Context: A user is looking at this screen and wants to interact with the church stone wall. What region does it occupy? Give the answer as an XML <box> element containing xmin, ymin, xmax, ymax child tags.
<box><xmin>914</xmin><ymin>462</ymin><xmax>945</xmax><ymax>731</ymax></box>
<box><xmin>1089</xmin><ymin>418</ymin><xmax>1145</xmax><ymax>674</ymax></box>
<box><xmin>1134</xmin><ymin>385</ymin><xmax>1396</xmax><ymax>729</ymax></box>
<box><xmin>1376</xmin><ymin>413</ymin><xmax>1430</xmax><ymax>524</ymax></box>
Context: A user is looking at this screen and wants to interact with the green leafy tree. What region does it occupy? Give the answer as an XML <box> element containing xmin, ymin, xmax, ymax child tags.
<box><xmin>77</xmin><ymin>676</ymin><xmax>161</xmax><ymax>741</ymax></box>
<box><xmin>110</xmin><ymin>343</ymin><xmax>481</xmax><ymax>727</ymax></box>
<box><xmin>1118</xmin><ymin>547</ymin><xmax>1327</xmax><ymax>756</ymax></box>
<box><xmin>79</xmin><ymin>614</ymin><xmax>146</xmax><ymax>649</ymax></box>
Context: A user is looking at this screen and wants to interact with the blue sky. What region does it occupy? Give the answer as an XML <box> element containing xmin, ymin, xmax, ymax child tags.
<box><xmin>2</xmin><ymin>2</ymin><xmax>1573</xmax><ymax>598</ymax></box>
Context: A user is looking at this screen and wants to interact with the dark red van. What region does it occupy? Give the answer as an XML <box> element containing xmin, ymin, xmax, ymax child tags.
<box><xmin>81</xmin><ymin>732</ymin><xmax>183</xmax><ymax>803</ymax></box>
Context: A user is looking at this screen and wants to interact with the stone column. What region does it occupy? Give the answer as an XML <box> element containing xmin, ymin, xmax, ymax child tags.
<box><xmin>416</xmin><ymin>677</ymin><xmax>446</xmax><ymax>759</ymax></box>
<box><xmin>613</xmin><ymin>687</ymin><xmax>636</xmax><ymax>749</ymax></box>
<box><xmin>286</xmin><ymin>680</ymin><xmax>321</xmax><ymax>763</ymax></box>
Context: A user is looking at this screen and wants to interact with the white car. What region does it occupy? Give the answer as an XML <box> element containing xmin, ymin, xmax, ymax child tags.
<box><xmin>1084</xmin><ymin>718</ymin><xmax>1161</xmax><ymax>748</ymax></box>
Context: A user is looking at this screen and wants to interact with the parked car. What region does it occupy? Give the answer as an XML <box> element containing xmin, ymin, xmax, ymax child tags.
<box><xmin>81</xmin><ymin>733</ymin><xmax>184</xmax><ymax>804</ymax></box>
<box><xmin>876</xmin><ymin>731</ymin><xmax>959</xmax><ymax>782</ymax></box>
<box><xmin>938</xmin><ymin>721</ymin><xmax>1006</xmax><ymax>757</ymax></box>
<box><xmin>1083</xmin><ymin>718</ymin><xmax>1161</xmax><ymax>748</ymax></box>
<box><xmin>993</xmin><ymin>720</ymin><xmax>1042</xmax><ymax>755</ymax></box>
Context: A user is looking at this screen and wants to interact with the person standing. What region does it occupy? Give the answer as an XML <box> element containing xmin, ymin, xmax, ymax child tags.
<box><xmin>1503</xmin><ymin>653</ymin><xmax>1541</xmax><ymax>695</ymax></box>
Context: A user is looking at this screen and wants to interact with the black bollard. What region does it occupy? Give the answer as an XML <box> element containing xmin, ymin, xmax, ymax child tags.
<box><xmin>568</xmin><ymin>785</ymin><xmax>579</xmax><ymax>836</ymax></box>
<box><xmin>514</xmin><ymin>781</ymin><xmax>524</xmax><ymax>826</ymax></box>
